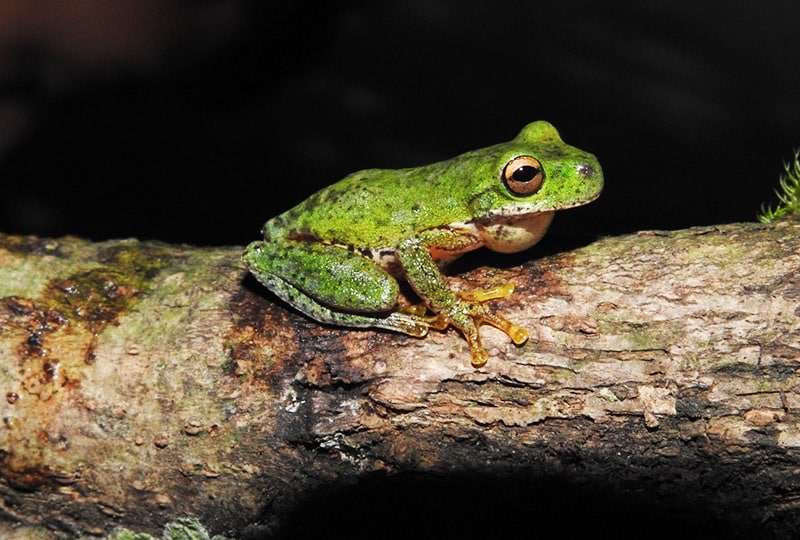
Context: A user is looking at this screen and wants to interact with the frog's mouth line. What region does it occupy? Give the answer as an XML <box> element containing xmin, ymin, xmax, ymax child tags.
<box><xmin>474</xmin><ymin>190</ymin><xmax>602</xmax><ymax>223</ymax></box>
<box><xmin>564</xmin><ymin>190</ymin><xmax>602</xmax><ymax>208</ymax></box>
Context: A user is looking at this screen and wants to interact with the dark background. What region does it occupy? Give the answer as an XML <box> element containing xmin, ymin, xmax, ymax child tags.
<box><xmin>0</xmin><ymin>2</ymin><xmax>797</xmax><ymax>537</ymax></box>
<box><xmin>1</xmin><ymin>1</ymin><xmax>798</xmax><ymax>247</ymax></box>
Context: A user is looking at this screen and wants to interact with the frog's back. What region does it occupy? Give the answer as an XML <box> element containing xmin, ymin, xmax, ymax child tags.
<box><xmin>263</xmin><ymin>159</ymin><xmax>479</xmax><ymax>248</ymax></box>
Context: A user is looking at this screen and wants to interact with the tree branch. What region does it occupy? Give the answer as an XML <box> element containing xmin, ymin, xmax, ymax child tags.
<box><xmin>1</xmin><ymin>221</ymin><xmax>799</xmax><ymax>538</ymax></box>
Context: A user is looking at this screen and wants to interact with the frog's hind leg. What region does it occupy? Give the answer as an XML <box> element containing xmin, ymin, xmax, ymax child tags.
<box><xmin>254</xmin><ymin>274</ymin><xmax>430</xmax><ymax>337</ymax></box>
<box><xmin>244</xmin><ymin>241</ymin><xmax>430</xmax><ymax>337</ymax></box>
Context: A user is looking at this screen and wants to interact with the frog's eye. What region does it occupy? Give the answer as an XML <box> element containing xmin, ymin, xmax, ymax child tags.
<box><xmin>502</xmin><ymin>156</ymin><xmax>544</xmax><ymax>196</ymax></box>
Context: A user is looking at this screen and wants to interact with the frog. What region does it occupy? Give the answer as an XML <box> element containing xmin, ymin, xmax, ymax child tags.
<box><xmin>244</xmin><ymin>120</ymin><xmax>603</xmax><ymax>367</ymax></box>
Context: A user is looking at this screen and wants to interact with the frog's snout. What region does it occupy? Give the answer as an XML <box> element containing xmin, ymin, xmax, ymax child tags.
<box><xmin>573</xmin><ymin>158</ymin><xmax>604</xmax><ymax>200</ymax></box>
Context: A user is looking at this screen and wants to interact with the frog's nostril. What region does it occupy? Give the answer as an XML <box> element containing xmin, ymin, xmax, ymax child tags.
<box><xmin>577</xmin><ymin>163</ymin><xmax>595</xmax><ymax>177</ymax></box>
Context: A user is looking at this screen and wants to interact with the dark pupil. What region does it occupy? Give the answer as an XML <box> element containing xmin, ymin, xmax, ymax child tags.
<box><xmin>512</xmin><ymin>165</ymin><xmax>538</xmax><ymax>182</ymax></box>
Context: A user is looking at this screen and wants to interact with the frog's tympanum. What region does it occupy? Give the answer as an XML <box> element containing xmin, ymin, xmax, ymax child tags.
<box><xmin>244</xmin><ymin>121</ymin><xmax>603</xmax><ymax>367</ymax></box>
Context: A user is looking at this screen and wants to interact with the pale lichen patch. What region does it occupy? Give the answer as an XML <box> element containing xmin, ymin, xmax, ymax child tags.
<box><xmin>638</xmin><ymin>385</ymin><xmax>677</xmax><ymax>428</ymax></box>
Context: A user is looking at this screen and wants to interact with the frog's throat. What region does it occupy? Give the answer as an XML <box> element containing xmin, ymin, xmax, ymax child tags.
<box><xmin>470</xmin><ymin>211</ymin><xmax>556</xmax><ymax>254</ymax></box>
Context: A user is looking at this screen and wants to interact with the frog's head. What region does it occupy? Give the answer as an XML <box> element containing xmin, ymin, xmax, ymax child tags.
<box><xmin>466</xmin><ymin>120</ymin><xmax>603</xmax><ymax>253</ymax></box>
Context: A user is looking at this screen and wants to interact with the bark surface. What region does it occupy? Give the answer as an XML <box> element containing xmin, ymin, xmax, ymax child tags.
<box><xmin>0</xmin><ymin>221</ymin><xmax>799</xmax><ymax>538</ymax></box>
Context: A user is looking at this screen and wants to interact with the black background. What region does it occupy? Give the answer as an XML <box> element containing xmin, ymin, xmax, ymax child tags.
<box><xmin>2</xmin><ymin>1</ymin><xmax>798</xmax><ymax>247</ymax></box>
<box><xmin>1</xmin><ymin>2</ymin><xmax>798</xmax><ymax>537</ymax></box>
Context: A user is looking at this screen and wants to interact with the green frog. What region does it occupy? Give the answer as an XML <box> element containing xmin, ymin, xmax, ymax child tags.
<box><xmin>244</xmin><ymin>121</ymin><xmax>602</xmax><ymax>367</ymax></box>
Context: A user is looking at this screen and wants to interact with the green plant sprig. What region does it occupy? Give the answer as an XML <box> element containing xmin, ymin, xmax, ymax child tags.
<box><xmin>759</xmin><ymin>149</ymin><xmax>800</xmax><ymax>223</ymax></box>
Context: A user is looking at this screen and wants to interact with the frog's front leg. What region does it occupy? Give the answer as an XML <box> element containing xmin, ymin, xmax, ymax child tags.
<box><xmin>244</xmin><ymin>240</ymin><xmax>431</xmax><ymax>337</ymax></box>
<box><xmin>396</xmin><ymin>234</ymin><xmax>530</xmax><ymax>367</ymax></box>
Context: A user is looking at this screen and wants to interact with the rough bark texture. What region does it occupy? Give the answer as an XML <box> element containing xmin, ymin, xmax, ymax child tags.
<box><xmin>0</xmin><ymin>221</ymin><xmax>799</xmax><ymax>538</ymax></box>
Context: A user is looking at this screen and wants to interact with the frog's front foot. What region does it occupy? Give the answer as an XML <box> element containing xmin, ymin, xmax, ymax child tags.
<box><xmin>428</xmin><ymin>284</ymin><xmax>530</xmax><ymax>367</ymax></box>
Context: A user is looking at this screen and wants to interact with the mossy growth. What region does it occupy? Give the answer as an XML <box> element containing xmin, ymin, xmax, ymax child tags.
<box><xmin>759</xmin><ymin>150</ymin><xmax>800</xmax><ymax>223</ymax></box>
<box><xmin>107</xmin><ymin>517</ymin><xmax>233</xmax><ymax>540</ymax></box>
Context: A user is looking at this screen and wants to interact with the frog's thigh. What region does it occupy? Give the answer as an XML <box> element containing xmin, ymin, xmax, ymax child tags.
<box><xmin>245</xmin><ymin>241</ymin><xmax>398</xmax><ymax>313</ymax></box>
